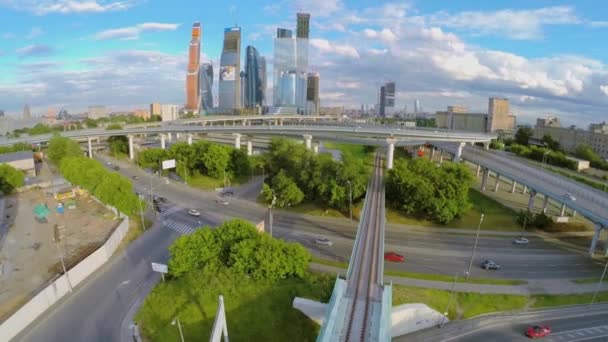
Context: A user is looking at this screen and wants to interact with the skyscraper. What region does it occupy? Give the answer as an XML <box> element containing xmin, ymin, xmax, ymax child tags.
<box><xmin>186</xmin><ymin>22</ymin><xmax>201</xmax><ymax>112</ymax></box>
<box><xmin>22</xmin><ymin>104</ymin><xmax>31</xmax><ymax>119</ymax></box>
<box><xmin>244</xmin><ymin>46</ymin><xmax>265</xmax><ymax>109</ymax></box>
<box><xmin>297</xmin><ymin>13</ymin><xmax>310</xmax><ymax>39</ymax></box>
<box><xmin>379</xmin><ymin>82</ymin><xmax>395</xmax><ymax>117</ymax></box>
<box><xmin>259</xmin><ymin>56</ymin><xmax>267</xmax><ymax>106</ymax></box>
<box><xmin>295</xmin><ymin>13</ymin><xmax>310</xmax><ymax>112</ymax></box>
<box><xmin>414</xmin><ymin>99</ymin><xmax>421</xmax><ymax>114</ymax></box>
<box><xmin>306</xmin><ymin>72</ymin><xmax>320</xmax><ymax>114</ymax></box>
<box><xmin>219</xmin><ymin>27</ymin><xmax>242</xmax><ymax>110</ymax></box>
<box><xmin>199</xmin><ymin>63</ymin><xmax>214</xmax><ymax>113</ymax></box>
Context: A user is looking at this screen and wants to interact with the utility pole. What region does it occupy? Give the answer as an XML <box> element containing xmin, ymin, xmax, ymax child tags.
<box><xmin>269</xmin><ymin>194</ymin><xmax>276</xmax><ymax>238</ymax></box>
<box><xmin>465</xmin><ymin>213</ymin><xmax>484</xmax><ymax>279</ymax></box>
<box><xmin>590</xmin><ymin>260</ymin><xmax>608</xmax><ymax>305</ymax></box>
<box><xmin>172</xmin><ymin>318</ymin><xmax>185</xmax><ymax>342</ymax></box>
<box><xmin>138</xmin><ymin>194</ymin><xmax>146</xmax><ymax>230</ymax></box>
<box><xmin>440</xmin><ymin>273</ymin><xmax>458</xmax><ymax>327</ymax></box>
<box><xmin>520</xmin><ymin>213</ymin><xmax>528</xmax><ymax>238</ymax></box>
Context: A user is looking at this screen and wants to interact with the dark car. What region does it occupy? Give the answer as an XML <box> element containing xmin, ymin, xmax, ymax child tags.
<box><xmin>481</xmin><ymin>260</ymin><xmax>501</xmax><ymax>270</ymax></box>
<box><xmin>525</xmin><ymin>325</ymin><xmax>551</xmax><ymax>338</ymax></box>
<box><xmin>113</xmin><ymin>166</ymin><xmax>120</xmax><ymax>171</ymax></box>
<box><xmin>221</xmin><ymin>190</ymin><xmax>234</xmax><ymax>197</ymax></box>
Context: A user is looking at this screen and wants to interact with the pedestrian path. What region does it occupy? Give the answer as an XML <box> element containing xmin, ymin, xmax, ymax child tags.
<box><xmin>162</xmin><ymin>218</ymin><xmax>196</xmax><ymax>235</ymax></box>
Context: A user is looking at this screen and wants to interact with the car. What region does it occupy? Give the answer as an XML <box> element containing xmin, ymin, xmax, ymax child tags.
<box><xmin>314</xmin><ymin>238</ymin><xmax>333</xmax><ymax>247</ymax></box>
<box><xmin>105</xmin><ymin>161</ymin><xmax>112</xmax><ymax>165</ymax></box>
<box><xmin>216</xmin><ymin>199</ymin><xmax>230</xmax><ymax>205</ymax></box>
<box><xmin>481</xmin><ymin>260</ymin><xmax>501</xmax><ymax>270</ymax></box>
<box><xmin>525</xmin><ymin>325</ymin><xmax>551</xmax><ymax>338</ymax></box>
<box><xmin>513</xmin><ymin>237</ymin><xmax>530</xmax><ymax>245</ymax></box>
<box><xmin>132</xmin><ymin>175</ymin><xmax>139</xmax><ymax>180</ymax></box>
<box><xmin>384</xmin><ymin>252</ymin><xmax>405</xmax><ymax>262</ymax></box>
<box><xmin>221</xmin><ymin>190</ymin><xmax>234</xmax><ymax>197</ymax></box>
<box><xmin>188</xmin><ymin>209</ymin><xmax>201</xmax><ymax>216</ymax></box>
<box><xmin>113</xmin><ymin>166</ymin><xmax>120</xmax><ymax>171</ymax></box>
<box><xmin>562</xmin><ymin>192</ymin><xmax>576</xmax><ymax>201</ymax></box>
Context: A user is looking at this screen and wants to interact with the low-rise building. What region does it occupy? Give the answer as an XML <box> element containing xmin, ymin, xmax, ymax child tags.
<box><xmin>87</xmin><ymin>105</ymin><xmax>108</xmax><ymax>120</ymax></box>
<box><xmin>534</xmin><ymin>120</ymin><xmax>608</xmax><ymax>159</ymax></box>
<box><xmin>133</xmin><ymin>109</ymin><xmax>150</xmax><ymax>120</ymax></box>
<box><xmin>160</xmin><ymin>104</ymin><xmax>179</xmax><ymax>122</ymax></box>
<box><xmin>0</xmin><ymin>151</ymin><xmax>35</xmax><ymax>176</ymax></box>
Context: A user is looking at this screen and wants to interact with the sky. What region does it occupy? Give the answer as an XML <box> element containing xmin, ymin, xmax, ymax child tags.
<box><xmin>0</xmin><ymin>0</ymin><xmax>607</xmax><ymax>126</ymax></box>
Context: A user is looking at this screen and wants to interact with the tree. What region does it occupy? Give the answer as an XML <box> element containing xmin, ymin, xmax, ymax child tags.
<box><xmin>265</xmin><ymin>170</ymin><xmax>304</xmax><ymax>208</ymax></box>
<box><xmin>540</xmin><ymin>134</ymin><xmax>560</xmax><ymax>150</ymax></box>
<box><xmin>47</xmin><ymin>136</ymin><xmax>84</xmax><ymax>164</ymax></box>
<box><xmin>84</xmin><ymin>118</ymin><xmax>98</xmax><ymax>128</ymax></box>
<box><xmin>230</xmin><ymin>149</ymin><xmax>251</xmax><ymax>178</ymax></box>
<box><xmin>106</xmin><ymin>123</ymin><xmax>123</xmax><ymax>130</ymax></box>
<box><xmin>137</xmin><ymin>148</ymin><xmax>168</xmax><ymax>170</ymax></box>
<box><xmin>201</xmin><ymin>144</ymin><xmax>231</xmax><ymax>178</ymax></box>
<box><xmin>0</xmin><ymin>164</ymin><xmax>25</xmax><ymax>194</ymax></box>
<box><xmin>514</xmin><ymin>127</ymin><xmax>534</xmax><ymax>146</ymax></box>
<box><xmin>169</xmin><ymin>228</ymin><xmax>220</xmax><ymax>277</ymax></box>
<box><xmin>108</xmin><ymin>136</ymin><xmax>128</xmax><ymax>157</ymax></box>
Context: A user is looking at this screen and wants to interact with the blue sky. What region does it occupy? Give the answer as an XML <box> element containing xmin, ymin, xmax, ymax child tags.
<box><xmin>0</xmin><ymin>0</ymin><xmax>607</xmax><ymax>126</ymax></box>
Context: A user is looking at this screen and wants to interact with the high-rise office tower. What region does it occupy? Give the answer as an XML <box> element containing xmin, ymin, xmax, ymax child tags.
<box><xmin>295</xmin><ymin>13</ymin><xmax>310</xmax><ymax>112</ymax></box>
<box><xmin>22</xmin><ymin>104</ymin><xmax>31</xmax><ymax>119</ymax></box>
<box><xmin>306</xmin><ymin>72</ymin><xmax>320</xmax><ymax>114</ymax></box>
<box><xmin>414</xmin><ymin>99</ymin><xmax>421</xmax><ymax>114</ymax></box>
<box><xmin>259</xmin><ymin>56</ymin><xmax>267</xmax><ymax>106</ymax></box>
<box><xmin>186</xmin><ymin>22</ymin><xmax>201</xmax><ymax>112</ymax></box>
<box><xmin>487</xmin><ymin>97</ymin><xmax>514</xmax><ymax>132</ymax></box>
<box><xmin>199</xmin><ymin>63</ymin><xmax>214</xmax><ymax>113</ymax></box>
<box><xmin>219</xmin><ymin>27</ymin><xmax>242</xmax><ymax>110</ymax></box>
<box><xmin>379</xmin><ymin>82</ymin><xmax>396</xmax><ymax>117</ymax></box>
<box><xmin>297</xmin><ymin>13</ymin><xmax>310</xmax><ymax>39</ymax></box>
<box><xmin>244</xmin><ymin>46</ymin><xmax>265</xmax><ymax>108</ymax></box>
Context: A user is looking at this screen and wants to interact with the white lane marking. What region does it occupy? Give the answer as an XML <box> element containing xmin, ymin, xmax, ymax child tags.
<box><xmin>567</xmin><ymin>333</ymin><xmax>608</xmax><ymax>342</ymax></box>
<box><xmin>118</xmin><ymin>280</ymin><xmax>130</xmax><ymax>288</ymax></box>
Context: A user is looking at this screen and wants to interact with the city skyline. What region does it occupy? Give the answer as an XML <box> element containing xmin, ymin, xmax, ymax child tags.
<box><xmin>0</xmin><ymin>1</ymin><xmax>607</xmax><ymax>125</ymax></box>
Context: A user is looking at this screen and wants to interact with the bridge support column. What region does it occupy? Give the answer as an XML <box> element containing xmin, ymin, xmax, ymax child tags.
<box><xmin>160</xmin><ymin>134</ymin><xmax>166</xmax><ymax>150</ymax></box>
<box><xmin>572</xmin><ymin>210</ymin><xmax>577</xmax><ymax>218</ymax></box>
<box><xmin>527</xmin><ymin>190</ymin><xmax>537</xmax><ymax>212</ymax></box>
<box><xmin>494</xmin><ymin>174</ymin><xmax>501</xmax><ymax>192</ymax></box>
<box><xmin>439</xmin><ymin>150</ymin><xmax>444</xmax><ymax>164</ymax></box>
<box><xmin>589</xmin><ymin>224</ymin><xmax>602</xmax><ymax>257</ymax></box>
<box><xmin>430</xmin><ymin>148</ymin><xmax>435</xmax><ymax>161</ymax></box>
<box><xmin>167</xmin><ymin>132</ymin><xmax>172</xmax><ymax>142</ymax></box>
<box><xmin>128</xmin><ymin>135</ymin><xmax>134</xmax><ymax>160</ymax></box>
<box><xmin>96</xmin><ymin>136</ymin><xmax>100</xmax><ymax>144</ymax></box>
<box><xmin>476</xmin><ymin>164</ymin><xmax>481</xmax><ymax>177</ymax></box>
<box><xmin>247</xmin><ymin>140</ymin><xmax>253</xmax><ymax>156</ymax></box>
<box><xmin>387</xmin><ymin>139</ymin><xmax>395</xmax><ymax>170</ymax></box>
<box><xmin>480</xmin><ymin>168</ymin><xmax>489</xmax><ymax>191</ymax></box>
<box><xmin>511</xmin><ymin>179</ymin><xmax>517</xmax><ymax>193</ymax></box>
<box><xmin>303</xmin><ymin>135</ymin><xmax>312</xmax><ymax>150</ymax></box>
<box><xmin>187</xmin><ymin>134</ymin><xmax>193</xmax><ymax>145</ymax></box>
<box><xmin>87</xmin><ymin>137</ymin><xmax>93</xmax><ymax>158</ymax></box>
<box><xmin>233</xmin><ymin>133</ymin><xmax>241</xmax><ymax>150</ymax></box>
<box><xmin>483</xmin><ymin>142</ymin><xmax>490</xmax><ymax>150</ymax></box>
<box><xmin>560</xmin><ymin>203</ymin><xmax>566</xmax><ymax>216</ymax></box>
<box><xmin>542</xmin><ymin>195</ymin><xmax>549</xmax><ymax>214</ymax></box>
<box><xmin>313</xmin><ymin>143</ymin><xmax>319</xmax><ymax>155</ymax></box>
<box><xmin>523</xmin><ymin>185</ymin><xmax>528</xmax><ymax>194</ymax></box>
<box><xmin>454</xmin><ymin>142</ymin><xmax>466</xmax><ymax>162</ymax></box>
<box><xmin>176</xmin><ymin>132</ymin><xmax>181</xmax><ymax>140</ymax></box>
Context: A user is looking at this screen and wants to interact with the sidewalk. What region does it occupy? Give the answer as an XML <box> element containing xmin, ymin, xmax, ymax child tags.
<box><xmin>310</xmin><ymin>263</ymin><xmax>608</xmax><ymax>295</ymax></box>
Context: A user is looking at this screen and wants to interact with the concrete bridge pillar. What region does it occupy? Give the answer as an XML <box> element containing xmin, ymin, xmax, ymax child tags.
<box><xmin>542</xmin><ymin>195</ymin><xmax>549</xmax><ymax>214</ymax></box>
<box><xmin>233</xmin><ymin>133</ymin><xmax>241</xmax><ymax>150</ymax></box>
<box><xmin>128</xmin><ymin>135</ymin><xmax>134</xmax><ymax>160</ymax></box>
<box><xmin>560</xmin><ymin>203</ymin><xmax>567</xmax><ymax>216</ymax></box>
<box><xmin>476</xmin><ymin>164</ymin><xmax>481</xmax><ymax>177</ymax></box>
<box><xmin>87</xmin><ymin>137</ymin><xmax>93</xmax><ymax>158</ymax></box>
<box><xmin>279</xmin><ymin>119</ymin><xmax>283</xmax><ymax>126</ymax></box>
<box><xmin>313</xmin><ymin>143</ymin><xmax>319</xmax><ymax>155</ymax></box>
<box><xmin>483</xmin><ymin>142</ymin><xmax>490</xmax><ymax>150</ymax></box>
<box><xmin>187</xmin><ymin>134</ymin><xmax>193</xmax><ymax>145</ymax></box>
<box><xmin>167</xmin><ymin>132</ymin><xmax>172</xmax><ymax>142</ymax></box>
<box><xmin>386</xmin><ymin>139</ymin><xmax>396</xmax><ymax>170</ymax></box>
<box><xmin>480</xmin><ymin>168</ymin><xmax>489</xmax><ymax>191</ymax></box>
<box><xmin>494</xmin><ymin>174</ymin><xmax>501</xmax><ymax>192</ymax></box>
<box><xmin>303</xmin><ymin>135</ymin><xmax>312</xmax><ymax>150</ymax></box>
<box><xmin>439</xmin><ymin>149</ymin><xmax>444</xmax><ymax>164</ymax></box>
<box><xmin>572</xmin><ymin>210</ymin><xmax>577</xmax><ymax>218</ymax></box>
<box><xmin>160</xmin><ymin>134</ymin><xmax>166</xmax><ymax>150</ymax></box>
<box><xmin>511</xmin><ymin>179</ymin><xmax>517</xmax><ymax>193</ymax></box>
<box><xmin>96</xmin><ymin>136</ymin><xmax>100</xmax><ymax>144</ymax></box>
<box><xmin>247</xmin><ymin>140</ymin><xmax>253</xmax><ymax>156</ymax></box>
<box><xmin>176</xmin><ymin>132</ymin><xmax>181</xmax><ymax>140</ymax></box>
<box><xmin>430</xmin><ymin>148</ymin><xmax>435</xmax><ymax>161</ymax></box>
<box><xmin>589</xmin><ymin>224</ymin><xmax>602</xmax><ymax>257</ymax></box>
<box><xmin>523</xmin><ymin>185</ymin><xmax>528</xmax><ymax>194</ymax></box>
<box><xmin>527</xmin><ymin>190</ymin><xmax>537</xmax><ymax>212</ymax></box>
<box><xmin>455</xmin><ymin>142</ymin><xmax>466</xmax><ymax>162</ymax></box>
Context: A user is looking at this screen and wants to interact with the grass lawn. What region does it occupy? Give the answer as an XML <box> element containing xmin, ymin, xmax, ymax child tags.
<box><xmin>186</xmin><ymin>173</ymin><xmax>251</xmax><ymax>190</ymax></box>
<box><xmin>531</xmin><ymin>292</ymin><xmax>608</xmax><ymax>308</ymax></box>
<box><xmin>136</xmin><ymin>268</ymin><xmax>334</xmax><ymax>342</ymax></box>
<box><xmin>311</xmin><ymin>257</ymin><xmax>526</xmax><ymax>286</ymax></box>
<box><xmin>322</xmin><ymin>142</ymin><xmax>371</xmax><ymax>160</ymax></box>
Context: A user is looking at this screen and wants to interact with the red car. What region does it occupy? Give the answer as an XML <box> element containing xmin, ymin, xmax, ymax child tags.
<box><xmin>525</xmin><ymin>325</ymin><xmax>551</xmax><ymax>338</ymax></box>
<box><xmin>384</xmin><ymin>252</ymin><xmax>405</xmax><ymax>262</ymax></box>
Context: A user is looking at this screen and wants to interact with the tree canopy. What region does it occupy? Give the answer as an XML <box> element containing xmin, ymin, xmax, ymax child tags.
<box><xmin>514</xmin><ymin>127</ymin><xmax>534</xmax><ymax>146</ymax></box>
<box><xmin>0</xmin><ymin>164</ymin><xmax>25</xmax><ymax>194</ymax></box>
<box><xmin>47</xmin><ymin>135</ymin><xmax>84</xmax><ymax>164</ymax></box>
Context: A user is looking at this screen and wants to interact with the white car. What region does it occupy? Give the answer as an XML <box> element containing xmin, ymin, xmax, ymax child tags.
<box><xmin>562</xmin><ymin>193</ymin><xmax>576</xmax><ymax>201</ymax></box>
<box><xmin>314</xmin><ymin>237</ymin><xmax>333</xmax><ymax>247</ymax></box>
<box><xmin>513</xmin><ymin>237</ymin><xmax>529</xmax><ymax>245</ymax></box>
<box><xmin>216</xmin><ymin>199</ymin><xmax>229</xmax><ymax>206</ymax></box>
<box><xmin>188</xmin><ymin>209</ymin><xmax>201</xmax><ymax>217</ymax></box>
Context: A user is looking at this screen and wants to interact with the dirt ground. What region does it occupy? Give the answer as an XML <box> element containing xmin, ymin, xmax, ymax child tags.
<box><xmin>0</xmin><ymin>189</ymin><xmax>119</xmax><ymax>321</ymax></box>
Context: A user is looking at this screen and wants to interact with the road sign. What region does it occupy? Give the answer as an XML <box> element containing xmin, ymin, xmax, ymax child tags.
<box><xmin>151</xmin><ymin>262</ymin><xmax>168</xmax><ymax>274</ymax></box>
<box><xmin>162</xmin><ymin>159</ymin><xmax>176</xmax><ymax>170</ymax></box>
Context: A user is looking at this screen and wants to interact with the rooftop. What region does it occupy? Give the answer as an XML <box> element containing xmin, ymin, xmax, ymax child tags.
<box><xmin>0</xmin><ymin>150</ymin><xmax>33</xmax><ymax>163</ymax></box>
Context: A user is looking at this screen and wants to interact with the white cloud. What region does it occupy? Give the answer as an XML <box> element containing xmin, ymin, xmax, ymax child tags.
<box><xmin>26</xmin><ymin>27</ymin><xmax>44</xmax><ymax>39</ymax></box>
<box><xmin>590</xmin><ymin>21</ymin><xmax>608</xmax><ymax>28</ymax></box>
<box><xmin>16</xmin><ymin>44</ymin><xmax>54</xmax><ymax>56</ymax></box>
<box><xmin>601</xmin><ymin>85</ymin><xmax>608</xmax><ymax>96</ymax></box>
<box><xmin>94</xmin><ymin>22</ymin><xmax>180</xmax><ymax>40</ymax></box>
<box><xmin>362</xmin><ymin>28</ymin><xmax>398</xmax><ymax>43</ymax></box>
<box><xmin>0</xmin><ymin>0</ymin><xmax>138</xmax><ymax>15</ymax></box>
<box><xmin>310</xmin><ymin>38</ymin><xmax>359</xmax><ymax>58</ymax></box>
<box><xmin>426</xmin><ymin>6</ymin><xmax>580</xmax><ymax>40</ymax></box>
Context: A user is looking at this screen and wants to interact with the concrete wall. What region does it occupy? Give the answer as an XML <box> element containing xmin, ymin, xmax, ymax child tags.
<box><xmin>0</xmin><ymin>204</ymin><xmax>129</xmax><ymax>341</ymax></box>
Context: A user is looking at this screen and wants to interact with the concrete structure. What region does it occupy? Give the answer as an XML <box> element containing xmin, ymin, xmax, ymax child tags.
<box><xmin>200</xmin><ymin>63</ymin><xmax>214</xmax><ymax>113</ymax></box>
<box><xmin>536</xmin><ymin>116</ymin><xmax>561</xmax><ymax>128</ymax></box>
<box><xmin>436</xmin><ymin>99</ymin><xmax>515</xmax><ymax>133</ymax></box>
<box><xmin>150</xmin><ymin>103</ymin><xmax>162</xmax><ymax>117</ymax></box>
<box><xmin>185</xmin><ymin>22</ymin><xmax>201</xmax><ymax>112</ymax></box>
<box><xmin>535</xmin><ymin>121</ymin><xmax>608</xmax><ymax>159</ymax></box>
<box><xmin>160</xmin><ymin>104</ymin><xmax>179</xmax><ymax>122</ymax></box>
<box><xmin>87</xmin><ymin>105</ymin><xmax>107</xmax><ymax>120</ymax></box>
<box><xmin>566</xmin><ymin>156</ymin><xmax>591</xmax><ymax>171</ymax></box>
<box><xmin>487</xmin><ymin>97</ymin><xmax>515</xmax><ymax>133</ymax></box>
<box><xmin>219</xmin><ymin>27</ymin><xmax>242</xmax><ymax>110</ymax></box>
<box><xmin>0</xmin><ymin>151</ymin><xmax>35</xmax><ymax>176</ymax></box>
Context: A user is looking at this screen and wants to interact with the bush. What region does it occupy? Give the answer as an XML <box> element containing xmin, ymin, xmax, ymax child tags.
<box><xmin>47</xmin><ymin>136</ymin><xmax>84</xmax><ymax>164</ymax></box>
<box><xmin>0</xmin><ymin>164</ymin><xmax>25</xmax><ymax>194</ymax></box>
<box><xmin>517</xmin><ymin>210</ymin><xmax>552</xmax><ymax>230</ymax></box>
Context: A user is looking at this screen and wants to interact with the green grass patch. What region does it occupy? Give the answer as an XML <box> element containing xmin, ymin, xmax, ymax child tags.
<box><xmin>311</xmin><ymin>257</ymin><xmax>526</xmax><ymax>286</ymax></box>
<box><xmin>187</xmin><ymin>172</ymin><xmax>251</xmax><ymax>190</ymax></box>
<box><xmin>531</xmin><ymin>292</ymin><xmax>608</xmax><ymax>308</ymax></box>
<box><xmin>322</xmin><ymin>142</ymin><xmax>369</xmax><ymax>160</ymax></box>
<box><xmin>136</xmin><ymin>268</ymin><xmax>334</xmax><ymax>341</ymax></box>
<box><xmin>284</xmin><ymin>202</ymin><xmax>346</xmax><ymax>218</ymax></box>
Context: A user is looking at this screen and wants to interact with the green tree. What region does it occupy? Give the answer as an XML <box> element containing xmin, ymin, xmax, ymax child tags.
<box><xmin>28</xmin><ymin>123</ymin><xmax>55</xmax><ymax>136</ymax></box>
<box><xmin>201</xmin><ymin>144</ymin><xmax>231</xmax><ymax>178</ymax></box>
<box><xmin>230</xmin><ymin>149</ymin><xmax>251</xmax><ymax>178</ymax></box>
<box><xmin>47</xmin><ymin>136</ymin><xmax>84</xmax><ymax>164</ymax></box>
<box><xmin>108</xmin><ymin>136</ymin><xmax>128</xmax><ymax>157</ymax></box>
<box><xmin>137</xmin><ymin>148</ymin><xmax>168</xmax><ymax>170</ymax></box>
<box><xmin>514</xmin><ymin>127</ymin><xmax>534</xmax><ymax>146</ymax></box>
<box><xmin>169</xmin><ymin>228</ymin><xmax>220</xmax><ymax>277</ymax></box>
<box><xmin>0</xmin><ymin>164</ymin><xmax>25</xmax><ymax>194</ymax></box>
<box><xmin>84</xmin><ymin>118</ymin><xmax>98</xmax><ymax>128</ymax></box>
<box><xmin>106</xmin><ymin>123</ymin><xmax>123</xmax><ymax>130</ymax></box>
<box><xmin>265</xmin><ymin>170</ymin><xmax>304</xmax><ymax>208</ymax></box>
<box><xmin>540</xmin><ymin>134</ymin><xmax>560</xmax><ymax>150</ymax></box>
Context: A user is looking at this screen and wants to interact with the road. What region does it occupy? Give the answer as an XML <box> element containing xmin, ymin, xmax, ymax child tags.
<box><xmin>401</xmin><ymin>304</ymin><xmax>608</xmax><ymax>342</ymax></box>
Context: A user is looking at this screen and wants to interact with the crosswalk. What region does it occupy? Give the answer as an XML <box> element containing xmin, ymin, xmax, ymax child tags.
<box><xmin>163</xmin><ymin>218</ymin><xmax>197</xmax><ymax>235</ymax></box>
<box><xmin>547</xmin><ymin>325</ymin><xmax>608</xmax><ymax>342</ymax></box>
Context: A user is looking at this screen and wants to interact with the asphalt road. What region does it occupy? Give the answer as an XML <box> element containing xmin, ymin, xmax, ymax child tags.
<box><xmin>401</xmin><ymin>304</ymin><xmax>608</xmax><ymax>342</ymax></box>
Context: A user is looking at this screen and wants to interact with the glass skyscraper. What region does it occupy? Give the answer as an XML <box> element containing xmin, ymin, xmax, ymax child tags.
<box><xmin>219</xmin><ymin>27</ymin><xmax>241</xmax><ymax>110</ymax></box>
<box><xmin>199</xmin><ymin>63</ymin><xmax>214</xmax><ymax>114</ymax></box>
<box><xmin>244</xmin><ymin>45</ymin><xmax>265</xmax><ymax>108</ymax></box>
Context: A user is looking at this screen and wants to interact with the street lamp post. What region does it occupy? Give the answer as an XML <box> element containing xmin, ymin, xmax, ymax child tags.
<box><xmin>542</xmin><ymin>150</ymin><xmax>550</xmax><ymax>168</ymax></box>
<box><xmin>138</xmin><ymin>194</ymin><xmax>146</xmax><ymax>231</ymax></box>
<box><xmin>347</xmin><ymin>180</ymin><xmax>352</xmax><ymax>221</ymax></box>
<box><xmin>520</xmin><ymin>212</ymin><xmax>528</xmax><ymax>238</ymax></box>
<box><xmin>439</xmin><ymin>272</ymin><xmax>458</xmax><ymax>327</ymax></box>
<box><xmin>172</xmin><ymin>318</ymin><xmax>185</xmax><ymax>342</ymax></box>
<box><xmin>590</xmin><ymin>260</ymin><xmax>608</xmax><ymax>305</ymax></box>
<box><xmin>465</xmin><ymin>213</ymin><xmax>484</xmax><ymax>279</ymax></box>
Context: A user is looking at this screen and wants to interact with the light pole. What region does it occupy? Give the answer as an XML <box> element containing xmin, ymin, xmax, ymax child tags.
<box><xmin>172</xmin><ymin>318</ymin><xmax>185</xmax><ymax>342</ymax></box>
<box><xmin>590</xmin><ymin>260</ymin><xmax>608</xmax><ymax>305</ymax></box>
<box><xmin>439</xmin><ymin>272</ymin><xmax>458</xmax><ymax>327</ymax></box>
<box><xmin>260</xmin><ymin>187</ymin><xmax>276</xmax><ymax>237</ymax></box>
<box><xmin>465</xmin><ymin>213</ymin><xmax>484</xmax><ymax>279</ymax></box>
<box><xmin>542</xmin><ymin>150</ymin><xmax>550</xmax><ymax>168</ymax></box>
<box><xmin>138</xmin><ymin>194</ymin><xmax>146</xmax><ymax>231</ymax></box>
<box><xmin>520</xmin><ymin>212</ymin><xmax>528</xmax><ymax>238</ymax></box>
<box><xmin>346</xmin><ymin>180</ymin><xmax>352</xmax><ymax>221</ymax></box>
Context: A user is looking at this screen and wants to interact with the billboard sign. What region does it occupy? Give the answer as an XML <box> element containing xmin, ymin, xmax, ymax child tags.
<box><xmin>220</xmin><ymin>66</ymin><xmax>236</xmax><ymax>81</ymax></box>
<box><xmin>151</xmin><ymin>262</ymin><xmax>168</xmax><ymax>274</ymax></box>
<box><xmin>162</xmin><ymin>159</ymin><xmax>176</xmax><ymax>170</ymax></box>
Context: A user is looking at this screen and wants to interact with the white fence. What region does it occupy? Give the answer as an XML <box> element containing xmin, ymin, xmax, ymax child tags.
<box><xmin>0</xmin><ymin>206</ymin><xmax>129</xmax><ymax>341</ymax></box>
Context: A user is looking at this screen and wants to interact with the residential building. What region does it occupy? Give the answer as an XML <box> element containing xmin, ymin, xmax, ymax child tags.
<box><xmin>185</xmin><ymin>22</ymin><xmax>201</xmax><ymax>112</ymax></box>
<box><xmin>487</xmin><ymin>97</ymin><xmax>515</xmax><ymax>132</ymax></box>
<box><xmin>219</xmin><ymin>27</ymin><xmax>242</xmax><ymax>110</ymax></box>
<box><xmin>150</xmin><ymin>103</ymin><xmax>162</xmax><ymax>117</ymax></box>
<box><xmin>306</xmin><ymin>72</ymin><xmax>320</xmax><ymax>114</ymax></box>
<box><xmin>87</xmin><ymin>105</ymin><xmax>107</xmax><ymax>119</ymax></box>
<box><xmin>160</xmin><ymin>104</ymin><xmax>179</xmax><ymax>122</ymax></box>
<box><xmin>134</xmin><ymin>109</ymin><xmax>150</xmax><ymax>120</ymax></box>
<box><xmin>534</xmin><ymin>121</ymin><xmax>608</xmax><ymax>159</ymax></box>
<box><xmin>536</xmin><ymin>116</ymin><xmax>561</xmax><ymax>128</ymax></box>
<box><xmin>244</xmin><ymin>45</ymin><xmax>265</xmax><ymax>109</ymax></box>
<box><xmin>199</xmin><ymin>63</ymin><xmax>214</xmax><ymax>113</ymax></box>
<box><xmin>378</xmin><ymin>82</ymin><xmax>395</xmax><ymax>117</ymax></box>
